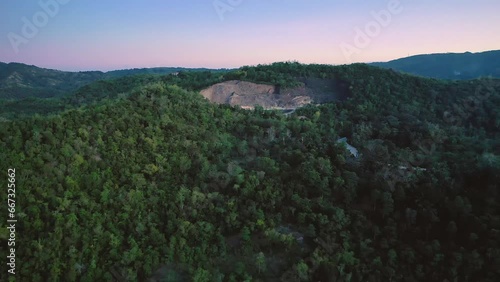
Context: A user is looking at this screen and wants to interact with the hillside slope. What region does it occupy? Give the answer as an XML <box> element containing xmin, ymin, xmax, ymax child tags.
<box><xmin>0</xmin><ymin>62</ymin><xmax>225</xmax><ymax>99</ymax></box>
<box><xmin>371</xmin><ymin>50</ymin><xmax>500</xmax><ymax>80</ymax></box>
<box><xmin>0</xmin><ymin>63</ymin><xmax>103</xmax><ymax>99</ymax></box>
<box><xmin>1</xmin><ymin>63</ymin><xmax>499</xmax><ymax>281</ymax></box>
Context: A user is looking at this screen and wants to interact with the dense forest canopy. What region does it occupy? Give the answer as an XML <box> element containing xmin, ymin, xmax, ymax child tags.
<box><xmin>0</xmin><ymin>62</ymin><xmax>499</xmax><ymax>281</ymax></box>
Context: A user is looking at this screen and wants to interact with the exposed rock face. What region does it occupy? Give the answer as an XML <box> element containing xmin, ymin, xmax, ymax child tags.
<box><xmin>200</xmin><ymin>80</ymin><xmax>309</xmax><ymax>109</ymax></box>
<box><xmin>200</xmin><ymin>78</ymin><xmax>349</xmax><ymax>110</ymax></box>
<box><xmin>200</xmin><ymin>80</ymin><xmax>274</xmax><ymax>104</ymax></box>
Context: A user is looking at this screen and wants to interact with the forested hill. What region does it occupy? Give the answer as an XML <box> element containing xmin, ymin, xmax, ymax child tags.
<box><xmin>371</xmin><ymin>50</ymin><xmax>500</xmax><ymax>80</ymax></box>
<box><xmin>0</xmin><ymin>62</ymin><xmax>226</xmax><ymax>100</ymax></box>
<box><xmin>0</xmin><ymin>62</ymin><xmax>500</xmax><ymax>281</ymax></box>
<box><xmin>3</xmin><ymin>49</ymin><xmax>499</xmax><ymax>101</ymax></box>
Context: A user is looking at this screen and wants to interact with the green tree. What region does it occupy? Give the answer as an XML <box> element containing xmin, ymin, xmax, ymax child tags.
<box><xmin>296</xmin><ymin>260</ymin><xmax>309</xmax><ymax>281</ymax></box>
<box><xmin>193</xmin><ymin>268</ymin><xmax>211</xmax><ymax>282</ymax></box>
<box><xmin>255</xmin><ymin>252</ymin><xmax>266</xmax><ymax>274</ymax></box>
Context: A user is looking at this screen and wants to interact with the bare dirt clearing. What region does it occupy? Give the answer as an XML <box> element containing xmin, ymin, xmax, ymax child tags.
<box><xmin>200</xmin><ymin>78</ymin><xmax>349</xmax><ymax>110</ymax></box>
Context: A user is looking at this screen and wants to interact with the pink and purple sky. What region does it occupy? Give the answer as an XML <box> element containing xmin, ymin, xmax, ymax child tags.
<box><xmin>1</xmin><ymin>0</ymin><xmax>499</xmax><ymax>71</ymax></box>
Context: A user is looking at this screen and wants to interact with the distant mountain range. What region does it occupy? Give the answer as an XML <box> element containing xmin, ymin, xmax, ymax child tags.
<box><xmin>0</xmin><ymin>62</ymin><xmax>225</xmax><ymax>99</ymax></box>
<box><xmin>370</xmin><ymin>50</ymin><xmax>500</xmax><ymax>80</ymax></box>
<box><xmin>1</xmin><ymin>50</ymin><xmax>499</xmax><ymax>100</ymax></box>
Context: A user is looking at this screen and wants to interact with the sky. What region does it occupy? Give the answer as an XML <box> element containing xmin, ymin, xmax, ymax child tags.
<box><xmin>0</xmin><ymin>0</ymin><xmax>499</xmax><ymax>71</ymax></box>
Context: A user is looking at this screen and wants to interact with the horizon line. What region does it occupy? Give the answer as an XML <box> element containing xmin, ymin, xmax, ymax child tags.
<box><xmin>1</xmin><ymin>49</ymin><xmax>498</xmax><ymax>73</ymax></box>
